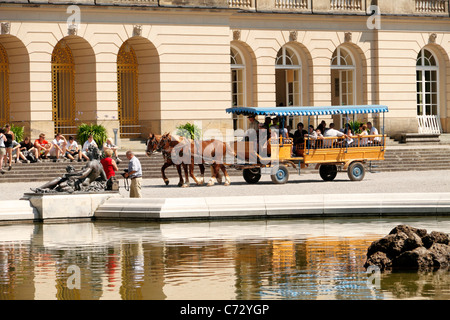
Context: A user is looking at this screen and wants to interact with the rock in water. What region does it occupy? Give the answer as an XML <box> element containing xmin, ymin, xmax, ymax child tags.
<box><xmin>364</xmin><ymin>225</ymin><xmax>450</xmax><ymax>272</ymax></box>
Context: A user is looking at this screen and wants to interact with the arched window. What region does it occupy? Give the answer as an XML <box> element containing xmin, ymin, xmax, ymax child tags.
<box><xmin>0</xmin><ymin>44</ymin><xmax>9</xmax><ymax>126</ymax></box>
<box><xmin>231</xmin><ymin>47</ymin><xmax>247</xmax><ymax>130</ymax></box>
<box><xmin>416</xmin><ymin>48</ymin><xmax>438</xmax><ymax>117</ymax></box>
<box><xmin>275</xmin><ymin>45</ymin><xmax>302</xmax><ymax>130</ymax></box>
<box><xmin>231</xmin><ymin>47</ymin><xmax>245</xmax><ymax>108</ymax></box>
<box><xmin>331</xmin><ymin>47</ymin><xmax>355</xmax><ymax>107</ymax></box>
<box><xmin>275</xmin><ymin>46</ymin><xmax>301</xmax><ymax>107</ymax></box>
<box><xmin>52</xmin><ymin>40</ymin><xmax>75</xmax><ymax>136</ymax></box>
<box><xmin>117</xmin><ymin>41</ymin><xmax>139</xmax><ymax>138</ymax></box>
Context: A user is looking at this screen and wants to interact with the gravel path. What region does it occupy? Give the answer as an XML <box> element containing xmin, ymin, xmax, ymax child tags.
<box><xmin>3</xmin><ymin>169</ymin><xmax>450</xmax><ymax>201</ymax></box>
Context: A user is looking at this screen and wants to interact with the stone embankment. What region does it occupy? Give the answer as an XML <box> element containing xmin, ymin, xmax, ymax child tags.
<box><xmin>364</xmin><ymin>225</ymin><xmax>450</xmax><ymax>271</ymax></box>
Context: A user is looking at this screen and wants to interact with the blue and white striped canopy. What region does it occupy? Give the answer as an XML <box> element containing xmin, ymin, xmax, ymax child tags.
<box><xmin>226</xmin><ymin>105</ymin><xmax>389</xmax><ymax>116</ymax></box>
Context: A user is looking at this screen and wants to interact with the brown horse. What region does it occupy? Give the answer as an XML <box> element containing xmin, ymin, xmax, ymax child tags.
<box><xmin>146</xmin><ymin>133</ymin><xmax>203</xmax><ymax>187</ymax></box>
<box><xmin>158</xmin><ymin>133</ymin><xmax>232</xmax><ymax>187</ymax></box>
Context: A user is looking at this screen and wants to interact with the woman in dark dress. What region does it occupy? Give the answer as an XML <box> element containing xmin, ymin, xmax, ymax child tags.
<box><xmin>3</xmin><ymin>124</ymin><xmax>14</xmax><ymax>171</ymax></box>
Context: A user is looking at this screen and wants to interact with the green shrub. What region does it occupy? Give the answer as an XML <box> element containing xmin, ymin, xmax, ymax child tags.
<box><xmin>176</xmin><ymin>123</ymin><xmax>202</xmax><ymax>140</ymax></box>
<box><xmin>348</xmin><ymin>120</ymin><xmax>363</xmax><ymax>134</ymax></box>
<box><xmin>10</xmin><ymin>123</ymin><xmax>24</xmax><ymax>142</ymax></box>
<box><xmin>77</xmin><ymin>123</ymin><xmax>108</xmax><ymax>147</ymax></box>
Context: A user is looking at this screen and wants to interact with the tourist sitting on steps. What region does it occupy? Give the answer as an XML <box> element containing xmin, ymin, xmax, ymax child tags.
<box><xmin>103</xmin><ymin>137</ymin><xmax>122</xmax><ymax>164</ymax></box>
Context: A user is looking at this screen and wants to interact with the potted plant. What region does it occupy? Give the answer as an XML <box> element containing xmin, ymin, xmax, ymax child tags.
<box><xmin>77</xmin><ymin>123</ymin><xmax>108</xmax><ymax>147</ymax></box>
<box><xmin>176</xmin><ymin>123</ymin><xmax>202</xmax><ymax>140</ymax></box>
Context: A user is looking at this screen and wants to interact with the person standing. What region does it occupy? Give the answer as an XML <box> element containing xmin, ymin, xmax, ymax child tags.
<box><xmin>124</xmin><ymin>150</ymin><xmax>142</xmax><ymax>198</ymax></box>
<box><xmin>0</xmin><ymin>128</ymin><xmax>7</xmax><ymax>174</ymax></box>
<box><xmin>101</xmin><ymin>149</ymin><xmax>119</xmax><ymax>180</ymax></box>
<box><xmin>3</xmin><ymin>124</ymin><xmax>14</xmax><ymax>171</ymax></box>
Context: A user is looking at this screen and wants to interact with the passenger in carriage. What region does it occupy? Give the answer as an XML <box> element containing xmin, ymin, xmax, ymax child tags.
<box><xmin>315</xmin><ymin>129</ymin><xmax>324</xmax><ymax>148</ymax></box>
<box><xmin>316</xmin><ymin>129</ymin><xmax>324</xmax><ymax>138</ymax></box>
<box><xmin>293</xmin><ymin>122</ymin><xmax>308</xmax><ymax>146</ymax></box>
<box><xmin>261</xmin><ymin>116</ymin><xmax>271</xmax><ymax>134</ymax></box>
<box><xmin>304</xmin><ymin>125</ymin><xmax>319</xmax><ymax>148</ymax></box>
<box><xmin>279</xmin><ymin>118</ymin><xmax>288</xmax><ymax>139</ymax></box>
<box><xmin>316</xmin><ymin>120</ymin><xmax>327</xmax><ymax>135</ymax></box>
<box><xmin>258</xmin><ymin>117</ymin><xmax>272</xmax><ymax>155</ymax></box>
<box><xmin>246</xmin><ymin>114</ymin><xmax>260</xmax><ymax>153</ymax></box>
<box><xmin>343</xmin><ymin>124</ymin><xmax>354</xmax><ymax>147</ymax></box>
<box><xmin>324</xmin><ymin>123</ymin><xmax>349</xmax><ymax>148</ymax></box>
<box><xmin>358</xmin><ymin>124</ymin><xmax>369</xmax><ymax>146</ymax></box>
<box><xmin>367</xmin><ymin>122</ymin><xmax>381</xmax><ymax>145</ymax></box>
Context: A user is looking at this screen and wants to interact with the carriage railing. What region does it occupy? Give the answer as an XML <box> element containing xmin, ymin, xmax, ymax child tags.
<box><xmin>270</xmin><ymin>134</ymin><xmax>385</xmax><ymax>148</ymax></box>
<box><xmin>302</xmin><ymin>134</ymin><xmax>386</xmax><ymax>151</ymax></box>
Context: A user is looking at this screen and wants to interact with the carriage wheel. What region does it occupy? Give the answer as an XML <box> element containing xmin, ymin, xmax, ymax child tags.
<box><xmin>319</xmin><ymin>164</ymin><xmax>338</xmax><ymax>181</ymax></box>
<box><xmin>347</xmin><ymin>162</ymin><xmax>365</xmax><ymax>181</ymax></box>
<box><xmin>271</xmin><ymin>165</ymin><xmax>289</xmax><ymax>184</ymax></box>
<box><xmin>243</xmin><ymin>168</ymin><xmax>261</xmax><ymax>184</ymax></box>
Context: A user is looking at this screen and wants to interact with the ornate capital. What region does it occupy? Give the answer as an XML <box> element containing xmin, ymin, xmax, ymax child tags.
<box><xmin>345</xmin><ymin>32</ymin><xmax>352</xmax><ymax>43</ymax></box>
<box><xmin>1</xmin><ymin>22</ymin><xmax>10</xmax><ymax>35</ymax></box>
<box><xmin>289</xmin><ymin>30</ymin><xmax>297</xmax><ymax>42</ymax></box>
<box><xmin>133</xmin><ymin>25</ymin><xmax>142</xmax><ymax>37</ymax></box>
<box><xmin>68</xmin><ymin>24</ymin><xmax>78</xmax><ymax>36</ymax></box>
<box><xmin>232</xmin><ymin>29</ymin><xmax>241</xmax><ymax>41</ymax></box>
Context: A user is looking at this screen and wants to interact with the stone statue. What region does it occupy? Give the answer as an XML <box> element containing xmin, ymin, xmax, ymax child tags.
<box><xmin>31</xmin><ymin>145</ymin><xmax>108</xmax><ymax>193</ymax></box>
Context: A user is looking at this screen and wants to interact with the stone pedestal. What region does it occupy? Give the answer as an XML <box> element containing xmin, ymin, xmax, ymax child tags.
<box><xmin>0</xmin><ymin>200</ymin><xmax>39</xmax><ymax>222</ymax></box>
<box><xmin>22</xmin><ymin>192</ymin><xmax>122</xmax><ymax>221</ymax></box>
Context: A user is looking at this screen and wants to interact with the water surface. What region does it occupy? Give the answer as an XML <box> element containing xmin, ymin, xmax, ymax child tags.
<box><xmin>1</xmin><ymin>217</ymin><xmax>450</xmax><ymax>300</ymax></box>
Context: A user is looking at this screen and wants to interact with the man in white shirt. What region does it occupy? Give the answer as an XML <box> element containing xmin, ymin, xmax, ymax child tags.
<box><xmin>367</xmin><ymin>122</ymin><xmax>381</xmax><ymax>144</ymax></box>
<box><xmin>50</xmin><ymin>133</ymin><xmax>67</xmax><ymax>160</ymax></box>
<box><xmin>323</xmin><ymin>123</ymin><xmax>348</xmax><ymax>148</ymax></box>
<box><xmin>324</xmin><ymin>123</ymin><xmax>345</xmax><ymax>138</ymax></box>
<box><xmin>65</xmin><ymin>136</ymin><xmax>82</xmax><ymax>161</ymax></box>
<box><xmin>124</xmin><ymin>150</ymin><xmax>143</xmax><ymax>198</ymax></box>
<box><xmin>82</xmin><ymin>134</ymin><xmax>98</xmax><ymax>159</ymax></box>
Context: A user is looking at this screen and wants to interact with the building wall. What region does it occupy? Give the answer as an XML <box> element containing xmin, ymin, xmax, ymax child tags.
<box><xmin>0</xmin><ymin>3</ymin><xmax>449</xmax><ymax>141</ymax></box>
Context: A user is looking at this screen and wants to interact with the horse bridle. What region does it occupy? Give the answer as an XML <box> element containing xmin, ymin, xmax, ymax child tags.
<box><xmin>157</xmin><ymin>134</ymin><xmax>173</xmax><ymax>161</ymax></box>
<box><xmin>146</xmin><ymin>136</ymin><xmax>159</xmax><ymax>155</ymax></box>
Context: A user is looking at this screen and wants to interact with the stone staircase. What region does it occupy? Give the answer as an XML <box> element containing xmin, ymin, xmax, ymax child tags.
<box><xmin>1</xmin><ymin>145</ymin><xmax>450</xmax><ymax>183</ymax></box>
<box><xmin>373</xmin><ymin>146</ymin><xmax>450</xmax><ymax>172</ymax></box>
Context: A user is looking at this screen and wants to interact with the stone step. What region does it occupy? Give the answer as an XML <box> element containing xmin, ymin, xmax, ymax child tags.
<box><xmin>3</xmin><ymin>147</ymin><xmax>450</xmax><ymax>183</ymax></box>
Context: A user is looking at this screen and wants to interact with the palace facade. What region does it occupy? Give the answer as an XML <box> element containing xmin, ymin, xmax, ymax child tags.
<box><xmin>0</xmin><ymin>0</ymin><xmax>449</xmax><ymax>142</ymax></box>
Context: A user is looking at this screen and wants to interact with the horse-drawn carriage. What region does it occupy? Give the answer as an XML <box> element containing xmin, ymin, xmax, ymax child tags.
<box><xmin>147</xmin><ymin>105</ymin><xmax>388</xmax><ymax>187</ymax></box>
<box><xmin>225</xmin><ymin>105</ymin><xmax>388</xmax><ymax>184</ymax></box>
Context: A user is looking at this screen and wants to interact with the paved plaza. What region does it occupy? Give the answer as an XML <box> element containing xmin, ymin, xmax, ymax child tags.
<box><xmin>2</xmin><ymin>168</ymin><xmax>450</xmax><ymax>201</ymax></box>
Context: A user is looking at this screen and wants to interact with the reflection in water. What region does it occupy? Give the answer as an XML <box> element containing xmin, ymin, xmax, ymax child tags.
<box><xmin>0</xmin><ymin>217</ymin><xmax>450</xmax><ymax>300</ymax></box>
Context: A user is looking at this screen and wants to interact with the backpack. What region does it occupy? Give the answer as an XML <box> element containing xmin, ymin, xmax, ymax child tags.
<box><xmin>106</xmin><ymin>176</ymin><xmax>119</xmax><ymax>191</ymax></box>
<box><xmin>24</xmin><ymin>150</ymin><xmax>37</xmax><ymax>163</ymax></box>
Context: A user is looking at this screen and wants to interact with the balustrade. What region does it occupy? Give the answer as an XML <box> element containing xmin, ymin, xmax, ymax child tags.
<box><xmin>274</xmin><ymin>0</ymin><xmax>308</xmax><ymax>10</ymax></box>
<box><xmin>415</xmin><ymin>0</ymin><xmax>447</xmax><ymax>13</ymax></box>
<box><xmin>1</xmin><ymin>0</ymin><xmax>449</xmax><ymax>16</ymax></box>
<box><xmin>228</xmin><ymin>0</ymin><xmax>253</xmax><ymax>8</ymax></box>
<box><xmin>330</xmin><ymin>0</ymin><xmax>363</xmax><ymax>11</ymax></box>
